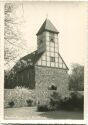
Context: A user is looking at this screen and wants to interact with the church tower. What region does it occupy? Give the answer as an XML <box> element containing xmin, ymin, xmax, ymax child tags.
<box><xmin>37</xmin><ymin>18</ymin><xmax>59</xmax><ymax>53</ymax></box>
<box><xmin>36</xmin><ymin>19</ymin><xmax>67</xmax><ymax>69</ymax></box>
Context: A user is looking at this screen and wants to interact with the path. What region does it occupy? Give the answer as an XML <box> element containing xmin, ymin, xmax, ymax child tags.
<box><xmin>4</xmin><ymin>107</ymin><xmax>83</xmax><ymax>120</ymax></box>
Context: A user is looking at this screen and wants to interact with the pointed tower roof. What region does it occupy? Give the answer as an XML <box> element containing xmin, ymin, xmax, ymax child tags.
<box><xmin>36</xmin><ymin>19</ymin><xmax>59</xmax><ymax>35</ymax></box>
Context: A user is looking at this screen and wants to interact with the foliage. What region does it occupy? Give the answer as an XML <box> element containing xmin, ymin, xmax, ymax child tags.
<box><xmin>4</xmin><ymin>3</ymin><xmax>28</xmax><ymax>69</ymax></box>
<box><xmin>37</xmin><ymin>91</ymin><xmax>61</xmax><ymax>112</ymax></box>
<box><xmin>69</xmin><ymin>64</ymin><xmax>84</xmax><ymax>91</ymax></box>
<box><xmin>4</xmin><ymin>87</ymin><xmax>36</xmax><ymax>108</ymax></box>
<box><xmin>4</xmin><ymin>69</ymin><xmax>16</xmax><ymax>88</ymax></box>
<box><xmin>49</xmin><ymin>91</ymin><xmax>61</xmax><ymax>110</ymax></box>
<box><xmin>26</xmin><ymin>99</ymin><xmax>33</xmax><ymax>107</ymax></box>
<box><xmin>4</xmin><ymin>3</ymin><xmax>19</xmax><ymax>66</ymax></box>
<box><xmin>8</xmin><ymin>101</ymin><xmax>15</xmax><ymax>108</ymax></box>
<box><xmin>48</xmin><ymin>91</ymin><xmax>83</xmax><ymax>111</ymax></box>
<box><xmin>37</xmin><ymin>104</ymin><xmax>49</xmax><ymax>112</ymax></box>
<box><xmin>61</xmin><ymin>91</ymin><xmax>84</xmax><ymax>111</ymax></box>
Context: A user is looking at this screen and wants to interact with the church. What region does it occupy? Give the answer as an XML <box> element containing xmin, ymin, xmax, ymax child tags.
<box><xmin>6</xmin><ymin>18</ymin><xmax>69</xmax><ymax>100</ymax></box>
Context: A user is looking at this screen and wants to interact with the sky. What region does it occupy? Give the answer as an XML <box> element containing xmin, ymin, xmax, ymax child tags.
<box><xmin>7</xmin><ymin>1</ymin><xmax>87</xmax><ymax>70</ymax></box>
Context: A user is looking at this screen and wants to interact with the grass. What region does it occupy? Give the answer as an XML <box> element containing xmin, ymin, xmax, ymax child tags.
<box><xmin>4</xmin><ymin>106</ymin><xmax>83</xmax><ymax>120</ymax></box>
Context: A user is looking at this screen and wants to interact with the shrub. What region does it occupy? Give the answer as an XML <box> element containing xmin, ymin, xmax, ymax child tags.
<box><xmin>72</xmin><ymin>92</ymin><xmax>83</xmax><ymax>111</ymax></box>
<box><xmin>37</xmin><ymin>104</ymin><xmax>49</xmax><ymax>112</ymax></box>
<box><xmin>49</xmin><ymin>91</ymin><xmax>61</xmax><ymax>110</ymax></box>
<box><xmin>78</xmin><ymin>95</ymin><xmax>84</xmax><ymax>111</ymax></box>
<box><xmin>48</xmin><ymin>91</ymin><xmax>83</xmax><ymax>111</ymax></box>
<box><xmin>70</xmin><ymin>91</ymin><xmax>83</xmax><ymax>111</ymax></box>
<box><xmin>60</xmin><ymin>91</ymin><xmax>84</xmax><ymax>111</ymax></box>
<box><xmin>60</xmin><ymin>97</ymin><xmax>73</xmax><ymax>111</ymax></box>
<box><xmin>4</xmin><ymin>87</ymin><xmax>35</xmax><ymax>108</ymax></box>
<box><xmin>8</xmin><ymin>101</ymin><xmax>14</xmax><ymax>108</ymax></box>
<box><xmin>26</xmin><ymin>99</ymin><xmax>33</xmax><ymax>107</ymax></box>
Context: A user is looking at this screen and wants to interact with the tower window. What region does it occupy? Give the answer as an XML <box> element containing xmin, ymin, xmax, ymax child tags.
<box><xmin>50</xmin><ymin>57</ymin><xmax>55</xmax><ymax>62</ymax></box>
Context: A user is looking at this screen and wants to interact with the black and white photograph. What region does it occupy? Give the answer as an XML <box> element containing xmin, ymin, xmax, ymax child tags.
<box><xmin>0</xmin><ymin>123</ymin><xmax>86</xmax><ymax>125</ymax></box>
<box><xmin>4</xmin><ymin>1</ymin><xmax>86</xmax><ymax>120</ymax></box>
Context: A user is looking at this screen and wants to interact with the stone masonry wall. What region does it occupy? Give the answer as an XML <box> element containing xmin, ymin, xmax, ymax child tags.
<box><xmin>35</xmin><ymin>66</ymin><xmax>69</xmax><ymax>105</ymax></box>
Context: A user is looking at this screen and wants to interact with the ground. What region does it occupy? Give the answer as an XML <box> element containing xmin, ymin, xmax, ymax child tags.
<box><xmin>4</xmin><ymin>107</ymin><xmax>83</xmax><ymax>120</ymax></box>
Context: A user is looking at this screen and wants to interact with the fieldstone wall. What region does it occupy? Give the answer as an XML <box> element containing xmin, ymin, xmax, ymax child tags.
<box><xmin>35</xmin><ymin>66</ymin><xmax>70</xmax><ymax>105</ymax></box>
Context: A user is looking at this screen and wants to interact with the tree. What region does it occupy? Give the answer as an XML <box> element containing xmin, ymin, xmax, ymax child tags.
<box><xmin>69</xmin><ymin>64</ymin><xmax>84</xmax><ymax>91</ymax></box>
<box><xmin>4</xmin><ymin>3</ymin><xmax>19</xmax><ymax>65</ymax></box>
<box><xmin>4</xmin><ymin>2</ymin><xmax>28</xmax><ymax>69</ymax></box>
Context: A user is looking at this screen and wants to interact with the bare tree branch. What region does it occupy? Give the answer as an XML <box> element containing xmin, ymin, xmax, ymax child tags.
<box><xmin>4</xmin><ymin>2</ymin><xmax>29</xmax><ymax>69</ymax></box>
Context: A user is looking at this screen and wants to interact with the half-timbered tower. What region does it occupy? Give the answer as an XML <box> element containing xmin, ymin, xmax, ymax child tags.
<box><xmin>36</xmin><ymin>19</ymin><xmax>67</xmax><ymax>69</ymax></box>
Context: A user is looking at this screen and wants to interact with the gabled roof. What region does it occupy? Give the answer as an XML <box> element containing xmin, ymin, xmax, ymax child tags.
<box><xmin>58</xmin><ymin>53</ymin><xmax>69</xmax><ymax>70</ymax></box>
<box><xmin>12</xmin><ymin>50</ymin><xmax>68</xmax><ymax>73</ymax></box>
<box><xmin>36</xmin><ymin>19</ymin><xmax>59</xmax><ymax>35</ymax></box>
<box><xmin>13</xmin><ymin>50</ymin><xmax>44</xmax><ymax>72</ymax></box>
<box><xmin>20</xmin><ymin>50</ymin><xmax>44</xmax><ymax>64</ymax></box>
